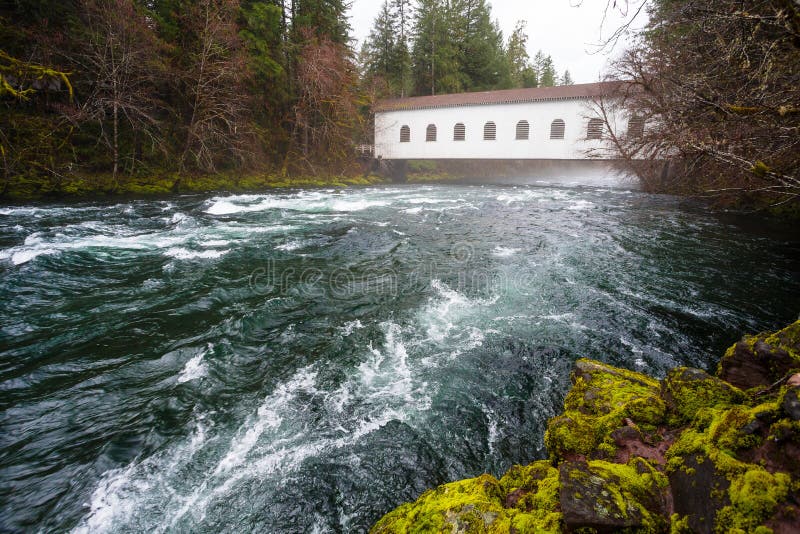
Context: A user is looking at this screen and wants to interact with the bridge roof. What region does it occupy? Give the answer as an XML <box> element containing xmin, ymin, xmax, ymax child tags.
<box><xmin>375</xmin><ymin>81</ymin><xmax>625</xmax><ymax>112</ymax></box>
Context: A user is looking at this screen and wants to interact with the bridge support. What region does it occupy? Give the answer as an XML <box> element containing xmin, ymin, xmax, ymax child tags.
<box><xmin>378</xmin><ymin>159</ymin><xmax>407</xmax><ymax>183</ymax></box>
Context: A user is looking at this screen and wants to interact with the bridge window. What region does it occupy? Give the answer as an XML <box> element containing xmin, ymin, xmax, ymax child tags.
<box><xmin>587</xmin><ymin>118</ymin><xmax>604</xmax><ymax>139</ymax></box>
<box><xmin>550</xmin><ymin>119</ymin><xmax>565</xmax><ymax>140</ymax></box>
<box><xmin>628</xmin><ymin>116</ymin><xmax>645</xmax><ymax>139</ymax></box>
<box><xmin>453</xmin><ymin>123</ymin><xmax>466</xmax><ymax>141</ymax></box>
<box><xmin>484</xmin><ymin>121</ymin><xmax>496</xmax><ymax>141</ymax></box>
<box><xmin>400</xmin><ymin>125</ymin><xmax>410</xmax><ymax>143</ymax></box>
<box><xmin>516</xmin><ymin>120</ymin><xmax>530</xmax><ymax>140</ymax></box>
<box><xmin>426</xmin><ymin>124</ymin><xmax>437</xmax><ymax>142</ymax></box>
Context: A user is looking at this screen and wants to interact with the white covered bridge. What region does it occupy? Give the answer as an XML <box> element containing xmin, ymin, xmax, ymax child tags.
<box><xmin>373</xmin><ymin>81</ymin><xmax>642</xmax><ymax>166</ymax></box>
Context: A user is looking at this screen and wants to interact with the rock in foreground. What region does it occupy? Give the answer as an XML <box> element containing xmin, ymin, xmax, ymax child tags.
<box><xmin>371</xmin><ymin>321</ymin><xmax>800</xmax><ymax>533</ymax></box>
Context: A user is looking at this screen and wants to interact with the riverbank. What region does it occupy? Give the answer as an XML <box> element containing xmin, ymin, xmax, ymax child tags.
<box><xmin>3</xmin><ymin>167</ymin><xmax>798</xmax><ymax>221</ymax></box>
<box><xmin>0</xmin><ymin>171</ymin><xmax>393</xmax><ymax>201</ymax></box>
<box><xmin>371</xmin><ymin>320</ymin><xmax>800</xmax><ymax>533</ymax></box>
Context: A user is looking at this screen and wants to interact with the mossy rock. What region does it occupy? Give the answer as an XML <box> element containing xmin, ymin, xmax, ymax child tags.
<box><xmin>718</xmin><ymin>320</ymin><xmax>800</xmax><ymax>390</ymax></box>
<box><xmin>665</xmin><ymin>395</ymin><xmax>795</xmax><ymax>533</ymax></box>
<box><xmin>545</xmin><ymin>359</ymin><xmax>665</xmax><ymax>461</ymax></box>
<box><xmin>372</xmin><ymin>322</ymin><xmax>800</xmax><ymax>534</ymax></box>
<box><xmin>498</xmin><ymin>462</ymin><xmax>562</xmax><ymax>531</ymax></box>
<box><xmin>559</xmin><ymin>458</ymin><xmax>669</xmax><ymax>533</ymax></box>
<box><xmin>370</xmin><ymin>462</ymin><xmax>562</xmax><ymax>534</ymax></box>
<box><xmin>661</xmin><ymin>367</ymin><xmax>746</xmax><ymax>426</ymax></box>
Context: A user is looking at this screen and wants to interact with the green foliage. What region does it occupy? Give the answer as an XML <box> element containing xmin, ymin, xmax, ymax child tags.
<box><xmin>1</xmin><ymin>0</ymin><xmax>366</xmax><ymax>196</ymax></box>
<box><xmin>239</xmin><ymin>2</ymin><xmax>284</xmax><ymax>80</ymax></box>
<box><xmin>533</xmin><ymin>51</ymin><xmax>557</xmax><ymax>87</ymax></box>
<box><xmin>408</xmin><ymin>0</ymin><xmax>537</xmax><ymax>96</ymax></box>
<box><xmin>361</xmin><ymin>0</ymin><xmax>410</xmax><ymax>97</ymax></box>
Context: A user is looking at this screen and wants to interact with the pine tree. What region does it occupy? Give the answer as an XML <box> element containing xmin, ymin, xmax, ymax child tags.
<box><xmin>411</xmin><ymin>0</ymin><xmax>459</xmax><ymax>95</ymax></box>
<box><xmin>506</xmin><ymin>21</ymin><xmax>528</xmax><ymax>87</ymax></box>
<box><xmin>453</xmin><ymin>0</ymin><xmax>508</xmax><ymax>91</ymax></box>
<box><xmin>534</xmin><ymin>50</ymin><xmax>557</xmax><ymax>87</ymax></box>
<box><xmin>560</xmin><ymin>69</ymin><xmax>574</xmax><ymax>86</ymax></box>
<box><xmin>363</xmin><ymin>1</ymin><xmax>400</xmax><ymax>94</ymax></box>
<box><xmin>292</xmin><ymin>0</ymin><xmax>351</xmax><ymax>45</ymax></box>
<box><xmin>392</xmin><ymin>0</ymin><xmax>413</xmax><ymax>97</ymax></box>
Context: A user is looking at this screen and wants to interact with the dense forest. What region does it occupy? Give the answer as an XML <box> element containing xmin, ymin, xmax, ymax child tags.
<box><xmin>0</xmin><ymin>0</ymin><xmax>570</xmax><ymax>198</ymax></box>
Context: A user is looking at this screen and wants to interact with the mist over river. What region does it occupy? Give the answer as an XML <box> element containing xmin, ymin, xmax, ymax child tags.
<box><xmin>1</xmin><ymin>184</ymin><xmax>799</xmax><ymax>532</ymax></box>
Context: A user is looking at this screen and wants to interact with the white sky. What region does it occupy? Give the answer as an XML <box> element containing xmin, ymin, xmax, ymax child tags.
<box><xmin>348</xmin><ymin>0</ymin><xmax>646</xmax><ymax>84</ymax></box>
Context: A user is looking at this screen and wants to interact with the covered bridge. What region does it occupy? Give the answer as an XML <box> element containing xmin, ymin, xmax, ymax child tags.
<box><xmin>373</xmin><ymin>81</ymin><xmax>641</xmax><ymax>162</ymax></box>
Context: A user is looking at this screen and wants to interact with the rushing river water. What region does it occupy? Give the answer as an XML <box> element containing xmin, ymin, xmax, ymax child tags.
<box><xmin>1</xmin><ymin>184</ymin><xmax>799</xmax><ymax>532</ymax></box>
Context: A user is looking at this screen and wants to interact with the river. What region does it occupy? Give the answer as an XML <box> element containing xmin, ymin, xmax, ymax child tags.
<box><xmin>1</xmin><ymin>184</ymin><xmax>799</xmax><ymax>532</ymax></box>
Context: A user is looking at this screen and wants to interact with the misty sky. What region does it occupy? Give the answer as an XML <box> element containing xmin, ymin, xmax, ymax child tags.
<box><xmin>347</xmin><ymin>0</ymin><xmax>645</xmax><ymax>84</ymax></box>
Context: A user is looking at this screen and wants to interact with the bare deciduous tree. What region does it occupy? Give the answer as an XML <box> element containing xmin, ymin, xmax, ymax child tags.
<box><xmin>76</xmin><ymin>0</ymin><xmax>164</xmax><ymax>182</ymax></box>
<box><xmin>596</xmin><ymin>1</ymin><xmax>800</xmax><ymax>207</ymax></box>
<box><xmin>178</xmin><ymin>0</ymin><xmax>251</xmax><ymax>173</ymax></box>
<box><xmin>287</xmin><ymin>29</ymin><xmax>365</xmax><ymax>174</ymax></box>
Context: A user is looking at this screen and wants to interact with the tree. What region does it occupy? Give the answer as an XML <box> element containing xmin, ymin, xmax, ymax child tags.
<box><xmin>288</xmin><ymin>29</ymin><xmax>364</xmax><ymax>173</ymax></box>
<box><xmin>506</xmin><ymin>21</ymin><xmax>529</xmax><ymax>87</ymax></box>
<box><xmin>239</xmin><ymin>1</ymin><xmax>289</xmax><ymax>160</ymax></box>
<box><xmin>411</xmin><ymin>0</ymin><xmax>460</xmax><ymax>95</ymax></box>
<box><xmin>605</xmin><ymin>0</ymin><xmax>800</xmax><ymax>206</ymax></box>
<box><xmin>453</xmin><ymin>0</ymin><xmax>508</xmax><ymax>91</ymax></box>
<box><xmin>534</xmin><ymin>51</ymin><xmax>556</xmax><ymax>87</ymax></box>
<box><xmin>362</xmin><ymin>1</ymin><xmax>399</xmax><ymax>92</ymax></box>
<box><xmin>292</xmin><ymin>0</ymin><xmax>351</xmax><ymax>45</ymax></box>
<box><xmin>505</xmin><ymin>20</ymin><xmax>540</xmax><ymax>88</ymax></box>
<box><xmin>176</xmin><ymin>0</ymin><xmax>251</xmax><ymax>172</ymax></box>
<box><xmin>560</xmin><ymin>69</ymin><xmax>573</xmax><ymax>86</ymax></box>
<box><xmin>392</xmin><ymin>0</ymin><xmax>413</xmax><ymax>97</ymax></box>
<box><xmin>74</xmin><ymin>0</ymin><xmax>164</xmax><ymax>182</ymax></box>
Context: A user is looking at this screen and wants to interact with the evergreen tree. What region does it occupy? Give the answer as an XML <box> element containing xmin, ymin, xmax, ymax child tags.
<box><xmin>411</xmin><ymin>0</ymin><xmax>459</xmax><ymax>95</ymax></box>
<box><xmin>560</xmin><ymin>69</ymin><xmax>574</xmax><ymax>85</ymax></box>
<box><xmin>292</xmin><ymin>0</ymin><xmax>351</xmax><ymax>44</ymax></box>
<box><xmin>392</xmin><ymin>0</ymin><xmax>413</xmax><ymax>96</ymax></box>
<box><xmin>363</xmin><ymin>1</ymin><xmax>399</xmax><ymax>92</ymax></box>
<box><xmin>453</xmin><ymin>0</ymin><xmax>508</xmax><ymax>91</ymax></box>
<box><xmin>505</xmin><ymin>20</ymin><xmax>538</xmax><ymax>88</ymax></box>
<box><xmin>506</xmin><ymin>21</ymin><xmax>529</xmax><ymax>87</ymax></box>
<box><xmin>239</xmin><ymin>1</ymin><xmax>290</xmax><ymax>159</ymax></box>
<box><xmin>534</xmin><ymin>50</ymin><xmax>557</xmax><ymax>87</ymax></box>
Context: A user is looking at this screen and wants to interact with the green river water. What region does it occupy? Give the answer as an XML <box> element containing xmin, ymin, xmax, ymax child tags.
<box><xmin>1</xmin><ymin>184</ymin><xmax>799</xmax><ymax>532</ymax></box>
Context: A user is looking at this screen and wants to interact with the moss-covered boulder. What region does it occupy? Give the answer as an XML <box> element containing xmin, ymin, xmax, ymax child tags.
<box><xmin>371</xmin><ymin>322</ymin><xmax>800</xmax><ymax>534</ymax></box>
<box><xmin>559</xmin><ymin>458</ymin><xmax>669</xmax><ymax>532</ymax></box>
<box><xmin>661</xmin><ymin>367</ymin><xmax>746</xmax><ymax>425</ymax></box>
<box><xmin>664</xmin><ymin>383</ymin><xmax>798</xmax><ymax>532</ymax></box>
<box><xmin>545</xmin><ymin>359</ymin><xmax>665</xmax><ymax>461</ymax></box>
<box><xmin>718</xmin><ymin>321</ymin><xmax>800</xmax><ymax>390</ymax></box>
<box><xmin>370</xmin><ymin>462</ymin><xmax>562</xmax><ymax>534</ymax></box>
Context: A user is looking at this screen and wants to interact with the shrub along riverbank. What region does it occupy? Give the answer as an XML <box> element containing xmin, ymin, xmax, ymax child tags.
<box><xmin>371</xmin><ymin>321</ymin><xmax>800</xmax><ymax>533</ymax></box>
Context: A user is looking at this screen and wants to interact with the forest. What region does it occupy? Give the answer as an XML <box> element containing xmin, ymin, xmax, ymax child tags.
<box><xmin>0</xmin><ymin>0</ymin><xmax>570</xmax><ymax>198</ymax></box>
<box><xmin>3</xmin><ymin>0</ymin><xmax>797</xmax><ymax>210</ymax></box>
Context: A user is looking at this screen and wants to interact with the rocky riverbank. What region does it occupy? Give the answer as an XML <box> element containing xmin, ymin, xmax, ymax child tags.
<box><xmin>371</xmin><ymin>321</ymin><xmax>800</xmax><ymax>533</ymax></box>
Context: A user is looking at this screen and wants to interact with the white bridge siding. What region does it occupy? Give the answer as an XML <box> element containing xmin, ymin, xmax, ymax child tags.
<box><xmin>373</xmin><ymin>82</ymin><xmax>626</xmax><ymax>161</ymax></box>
